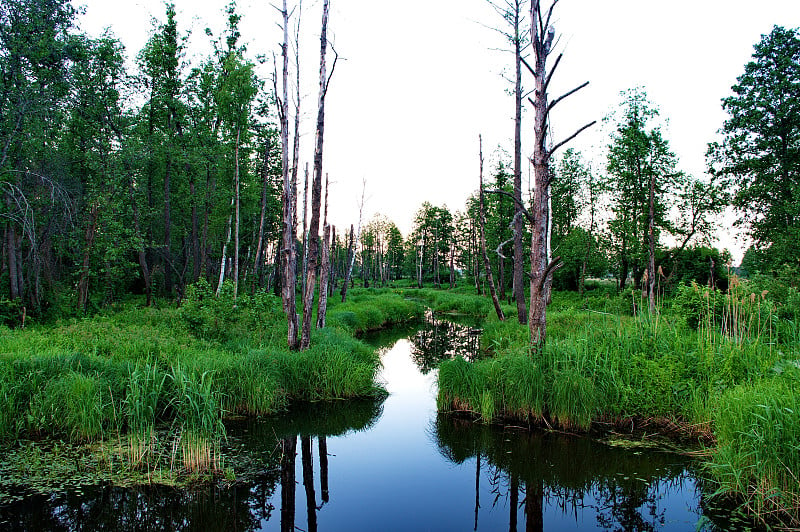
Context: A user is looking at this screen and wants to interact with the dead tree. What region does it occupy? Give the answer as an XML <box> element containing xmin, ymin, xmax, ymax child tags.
<box><xmin>526</xmin><ymin>0</ymin><xmax>594</xmax><ymax>348</ymax></box>
<box><xmin>341</xmin><ymin>180</ymin><xmax>365</xmax><ymax>302</ymax></box>
<box><xmin>340</xmin><ymin>224</ymin><xmax>355</xmax><ymax>302</ymax></box>
<box><xmin>316</xmin><ymin>174</ymin><xmax>331</xmax><ymax>328</ymax></box>
<box><xmin>276</xmin><ymin>0</ymin><xmax>299</xmax><ymax>349</ymax></box>
<box><xmin>300</xmin><ymin>0</ymin><xmax>334</xmax><ymax>349</ymax></box>
<box><xmin>479</xmin><ymin>135</ymin><xmax>506</xmax><ymax>321</ymax></box>
<box><xmin>253</xmin><ymin>136</ymin><xmax>271</xmax><ymax>288</ymax></box>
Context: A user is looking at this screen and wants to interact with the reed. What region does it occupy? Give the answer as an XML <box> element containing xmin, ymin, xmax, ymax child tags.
<box><xmin>168</xmin><ymin>365</ymin><xmax>225</xmax><ymax>472</ymax></box>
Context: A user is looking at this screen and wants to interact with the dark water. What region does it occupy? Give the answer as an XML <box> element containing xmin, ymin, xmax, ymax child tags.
<box><xmin>0</xmin><ymin>314</ymin><xmax>748</xmax><ymax>531</ymax></box>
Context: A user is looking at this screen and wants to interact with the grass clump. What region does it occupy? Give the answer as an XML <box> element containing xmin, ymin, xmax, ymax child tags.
<box><xmin>708</xmin><ymin>374</ymin><xmax>800</xmax><ymax>528</ymax></box>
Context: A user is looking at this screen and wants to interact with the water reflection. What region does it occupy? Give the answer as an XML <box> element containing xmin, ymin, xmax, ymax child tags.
<box><xmin>410</xmin><ymin>310</ymin><xmax>481</xmax><ymax>374</ymax></box>
<box><xmin>434</xmin><ymin>415</ymin><xmax>708</xmax><ymax>531</ymax></box>
<box><xmin>0</xmin><ymin>399</ymin><xmax>383</xmax><ymax>531</ymax></box>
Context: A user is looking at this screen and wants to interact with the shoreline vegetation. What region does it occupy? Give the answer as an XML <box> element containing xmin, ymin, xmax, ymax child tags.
<box><xmin>430</xmin><ymin>279</ymin><xmax>799</xmax><ymax>529</ymax></box>
<box><xmin>0</xmin><ymin>283</ymin><xmax>422</xmax><ymax>491</ymax></box>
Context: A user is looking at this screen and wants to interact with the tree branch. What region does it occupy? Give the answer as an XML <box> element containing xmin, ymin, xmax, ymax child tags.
<box><xmin>547</xmin><ymin>80</ymin><xmax>589</xmax><ymax>116</ymax></box>
<box><xmin>486</xmin><ymin>188</ymin><xmax>534</xmax><ymax>224</ymax></box>
<box><xmin>548</xmin><ymin>120</ymin><xmax>596</xmax><ymax>160</ymax></box>
<box><xmin>322</xmin><ymin>43</ymin><xmax>339</xmax><ymax>99</ymax></box>
<box><xmin>543</xmin><ymin>52</ymin><xmax>562</xmax><ymax>93</ymax></box>
<box><xmin>538</xmin><ymin>256</ymin><xmax>563</xmax><ymax>292</ymax></box>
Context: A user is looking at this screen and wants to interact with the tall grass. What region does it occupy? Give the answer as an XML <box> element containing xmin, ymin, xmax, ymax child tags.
<box><xmin>0</xmin><ymin>282</ymin><xmax>407</xmax><ymax>481</ymax></box>
<box><xmin>709</xmin><ymin>375</ymin><xmax>800</xmax><ymax>528</ymax></box>
<box><xmin>437</xmin><ymin>278</ymin><xmax>800</xmax><ymax>525</ymax></box>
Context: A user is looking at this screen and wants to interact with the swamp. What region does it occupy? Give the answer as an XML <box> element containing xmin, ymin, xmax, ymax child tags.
<box><xmin>2</xmin><ymin>0</ymin><xmax>800</xmax><ymax>530</ymax></box>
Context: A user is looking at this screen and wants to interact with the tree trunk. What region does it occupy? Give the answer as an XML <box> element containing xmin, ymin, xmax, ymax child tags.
<box><xmin>129</xmin><ymin>179</ymin><xmax>152</xmax><ymax>306</ymax></box>
<box><xmin>77</xmin><ymin>203</ymin><xmax>100</xmax><ymax>313</ymax></box>
<box><xmin>216</xmin><ymin>194</ymin><xmax>234</xmax><ymax>296</ymax></box>
<box><xmin>301</xmin><ymin>0</ymin><xmax>331</xmax><ymax>350</ymax></box>
<box><xmin>317</xmin><ymin>175</ymin><xmax>331</xmax><ymax>328</ymax></box>
<box><xmin>341</xmin><ymin>224</ymin><xmax>354</xmax><ymax>302</ymax></box>
<box><xmin>5</xmin><ymin>219</ymin><xmax>20</xmax><ymax>301</ymax></box>
<box><xmin>279</xmin><ymin>0</ymin><xmax>299</xmax><ymax>349</ymax></box>
<box><xmin>512</xmin><ymin>1</ymin><xmax>527</xmax><ymax>324</ymax></box>
<box><xmin>233</xmin><ymin>127</ymin><xmax>241</xmax><ymax>299</ymax></box>
<box><xmin>528</xmin><ymin>0</ymin><xmax>555</xmax><ymax>349</ymax></box>
<box><xmin>479</xmin><ymin>135</ymin><xmax>505</xmax><ymax>322</ymax></box>
<box><xmin>254</xmin><ymin>137</ymin><xmax>271</xmax><ymax>288</ymax></box>
<box><xmin>190</xmin><ymin>176</ymin><xmax>200</xmax><ymax>283</ymax></box>
<box><xmin>163</xmin><ymin>150</ymin><xmax>173</xmax><ymax>295</ymax></box>
<box><xmin>647</xmin><ymin>169</ymin><xmax>656</xmax><ymax>313</ymax></box>
<box><xmin>301</xmin><ymin>163</ymin><xmax>309</xmax><ymax>301</ymax></box>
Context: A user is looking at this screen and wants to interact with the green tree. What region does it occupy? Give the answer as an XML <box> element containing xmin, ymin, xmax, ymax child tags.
<box><xmin>136</xmin><ymin>3</ymin><xmax>187</xmax><ymax>296</ymax></box>
<box><xmin>65</xmin><ymin>35</ymin><xmax>133</xmax><ymax>312</ymax></box>
<box><xmin>708</xmin><ymin>26</ymin><xmax>800</xmax><ymax>270</ymax></box>
<box><xmin>409</xmin><ymin>202</ymin><xmax>454</xmax><ymax>288</ymax></box>
<box><xmin>605</xmin><ymin>89</ymin><xmax>680</xmax><ymax>304</ymax></box>
<box><xmin>0</xmin><ymin>0</ymin><xmax>76</xmax><ymax>309</ymax></box>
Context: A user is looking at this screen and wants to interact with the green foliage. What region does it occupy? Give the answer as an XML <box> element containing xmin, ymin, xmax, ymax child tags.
<box><xmin>708</xmin><ymin>25</ymin><xmax>800</xmax><ymax>270</ymax></box>
<box><xmin>180</xmin><ymin>279</ymin><xmax>283</xmax><ymax>346</ymax></box>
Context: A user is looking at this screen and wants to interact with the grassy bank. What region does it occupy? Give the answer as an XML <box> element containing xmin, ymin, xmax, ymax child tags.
<box><xmin>0</xmin><ymin>282</ymin><xmax>423</xmax><ymax>487</ymax></box>
<box><xmin>435</xmin><ymin>280</ymin><xmax>800</xmax><ymax>527</ymax></box>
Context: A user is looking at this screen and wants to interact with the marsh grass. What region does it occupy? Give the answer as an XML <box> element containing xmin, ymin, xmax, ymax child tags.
<box><xmin>709</xmin><ymin>375</ymin><xmax>800</xmax><ymax>528</ymax></box>
<box><xmin>437</xmin><ymin>280</ymin><xmax>799</xmax><ymax>525</ymax></box>
<box><xmin>0</xmin><ymin>284</ymin><xmax>409</xmax><ymax>481</ymax></box>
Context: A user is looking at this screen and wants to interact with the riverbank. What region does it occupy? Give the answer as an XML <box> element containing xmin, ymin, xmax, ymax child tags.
<box><xmin>0</xmin><ymin>283</ymin><xmax>423</xmax><ymax>490</ymax></box>
<box><xmin>433</xmin><ymin>281</ymin><xmax>800</xmax><ymax>529</ymax></box>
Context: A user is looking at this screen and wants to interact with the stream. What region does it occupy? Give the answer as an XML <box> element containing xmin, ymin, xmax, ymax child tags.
<box><xmin>0</xmin><ymin>313</ymin><xmax>750</xmax><ymax>530</ymax></box>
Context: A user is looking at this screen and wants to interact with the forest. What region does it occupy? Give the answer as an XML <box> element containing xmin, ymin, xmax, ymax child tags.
<box><xmin>1</xmin><ymin>0</ymin><xmax>800</xmax><ymax>529</ymax></box>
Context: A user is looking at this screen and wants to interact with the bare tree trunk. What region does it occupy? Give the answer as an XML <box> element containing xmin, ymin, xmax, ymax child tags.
<box><xmin>527</xmin><ymin>0</ymin><xmax>593</xmax><ymax>349</ymax></box>
<box><xmin>328</xmin><ymin>225</ymin><xmax>337</xmax><ymax>296</ymax></box>
<box><xmin>317</xmin><ymin>175</ymin><xmax>331</xmax><ymax>328</ymax></box>
<box><xmin>512</xmin><ymin>0</ymin><xmax>527</xmax><ymax>324</ymax></box>
<box><xmin>479</xmin><ymin>135</ymin><xmax>506</xmax><ymax>322</ymax></box>
<box><xmin>254</xmin><ymin>137</ymin><xmax>271</xmax><ymax>287</ymax></box>
<box><xmin>301</xmin><ymin>163</ymin><xmax>309</xmax><ymax>302</ymax></box>
<box><xmin>301</xmin><ymin>0</ymin><xmax>332</xmax><ymax>350</ymax></box>
<box><xmin>77</xmin><ymin>204</ymin><xmax>100</xmax><ymax>313</ymax></box>
<box><xmin>279</xmin><ymin>0</ymin><xmax>299</xmax><ymax>349</ymax></box>
<box><xmin>216</xmin><ymin>193</ymin><xmax>235</xmax><ymax>296</ymax></box>
<box><xmin>341</xmin><ymin>181</ymin><xmax>365</xmax><ymax>302</ymax></box>
<box><xmin>233</xmin><ymin>127</ymin><xmax>241</xmax><ymax>300</ymax></box>
<box><xmin>449</xmin><ymin>241</ymin><xmax>455</xmax><ymax>289</ymax></box>
<box><xmin>6</xmin><ymin>220</ymin><xmax>20</xmax><ymax>301</ymax></box>
<box><xmin>341</xmin><ymin>224</ymin><xmax>355</xmax><ymax>302</ymax></box>
<box><xmin>647</xmin><ymin>169</ymin><xmax>656</xmax><ymax>313</ymax></box>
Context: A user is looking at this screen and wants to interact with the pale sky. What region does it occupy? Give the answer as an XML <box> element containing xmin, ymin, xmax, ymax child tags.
<box><xmin>77</xmin><ymin>0</ymin><xmax>800</xmax><ymax>262</ymax></box>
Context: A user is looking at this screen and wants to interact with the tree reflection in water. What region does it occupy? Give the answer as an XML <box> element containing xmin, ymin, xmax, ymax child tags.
<box><xmin>0</xmin><ymin>400</ymin><xmax>382</xmax><ymax>531</ymax></box>
<box><xmin>410</xmin><ymin>310</ymin><xmax>481</xmax><ymax>374</ymax></box>
<box><xmin>434</xmin><ymin>415</ymin><xmax>707</xmax><ymax>531</ymax></box>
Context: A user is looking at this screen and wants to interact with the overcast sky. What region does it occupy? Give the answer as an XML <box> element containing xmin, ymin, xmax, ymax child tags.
<box><xmin>77</xmin><ymin>0</ymin><xmax>800</xmax><ymax>262</ymax></box>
